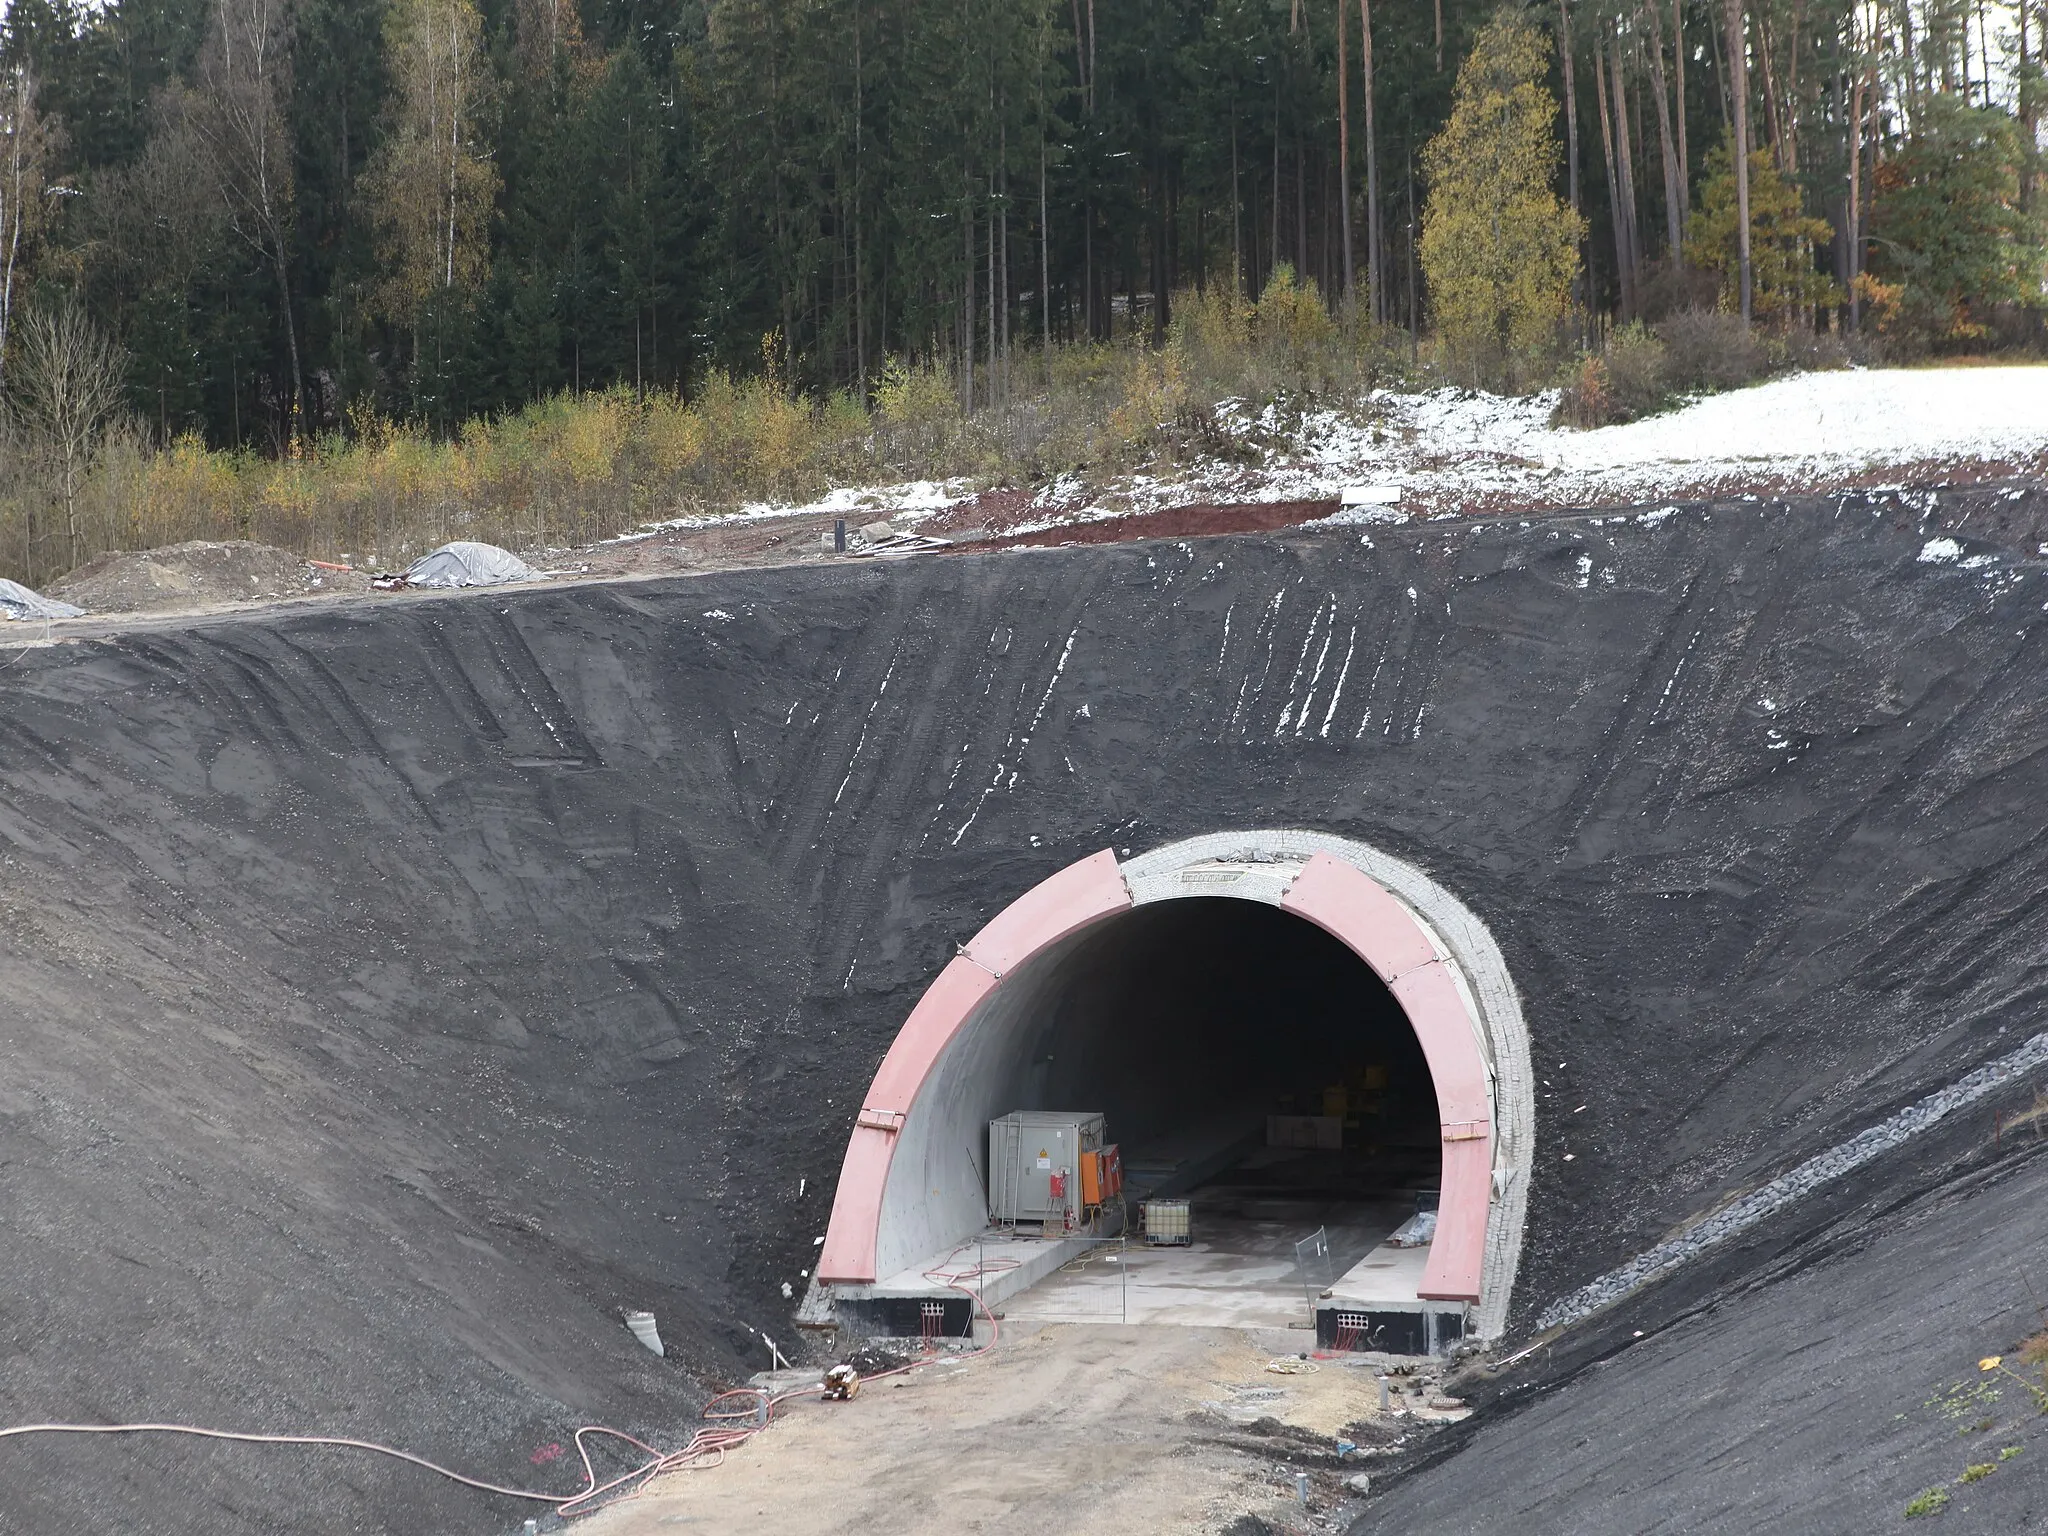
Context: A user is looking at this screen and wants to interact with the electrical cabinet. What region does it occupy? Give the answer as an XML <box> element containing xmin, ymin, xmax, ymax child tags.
<box><xmin>988</xmin><ymin>1111</ymin><xmax>1106</xmax><ymax>1228</ymax></box>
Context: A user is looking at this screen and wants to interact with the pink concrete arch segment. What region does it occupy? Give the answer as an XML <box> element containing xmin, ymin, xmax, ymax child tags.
<box><xmin>816</xmin><ymin>850</ymin><xmax>1132</xmax><ymax>1283</ymax></box>
<box><xmin>1280</xmin><ymin>852</ymin><xmax>1493</xmax><ymax>1303</ymax></box>
<box><xmin>961</xmin><ymin>848</ymin><xmax>1131</xmax><ymax>977</ymax></box>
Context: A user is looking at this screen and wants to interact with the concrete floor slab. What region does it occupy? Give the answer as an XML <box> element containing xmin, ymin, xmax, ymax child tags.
<box><xmin>1327</xmin><ymin>1238</ymin><xmax>1432</xmax><ymax>1305</ymax></box>
<box><xmin>1001</xmin><ymin>1200</ymin><xmax>1417</xmax><ymax>1327</ymax></box>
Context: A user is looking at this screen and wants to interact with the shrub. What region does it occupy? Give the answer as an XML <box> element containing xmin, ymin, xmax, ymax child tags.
<box><xmin>0</xmin><ymin>271</ymin><xmax>1442</xmax><ymax>586</ymax></box>
<box><xmin>1655</xmin><ymin>309</ymin><xmax>1764</xmax><ymax>394</ymax></box>
<box><xmin>1904</xmin><ymin>1486</ymin><xmax>1950</xmax><ymax>1517</ymax></box>
<box><xmin>1553</xmin><ymin>355</ymin><xmax>1615</xmax><ymax>428</ymax></box>
<box><xmin>1602</xmin><ymin>324</ymin><xmax>1671</xmax><ymax>417</ymax></box>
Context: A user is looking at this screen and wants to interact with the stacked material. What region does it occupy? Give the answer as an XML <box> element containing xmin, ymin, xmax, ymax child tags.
<box><xmin>0</xmin><ymin>578</ymin><xmax>85</xmax><ymax>621</ymax></box>
<box><xmin>395</xmin><ymin>541</ymin><xmax>541</xmax><ymax>588</ymax></box>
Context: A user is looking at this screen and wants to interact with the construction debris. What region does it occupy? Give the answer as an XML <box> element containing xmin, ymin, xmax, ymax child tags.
<box><xmin>846</xmin><ymin>520</ymin><xmax>952</xmax><ymax>559</ymax></box>
<box><xmin>822</xmin><ymin>1364</ymin><xmax>861</xmax><ymax>1400</ymax></box>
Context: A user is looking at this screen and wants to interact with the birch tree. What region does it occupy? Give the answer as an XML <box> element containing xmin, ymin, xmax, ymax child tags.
<box><xmin>187</xmin><ymin>0</ymin><xmax>304</xmax><ymax>438</ymax></box>
<box><xmin>0</xmin><ymin>62</ymin><xmax>57</xmax><ymax>390</ymax></box>
<box><xmin>362</xmin><ymin>0</ymin><xmax>497</xmax><ymax>332</ymax></box>
<box><xmin>8</xmin><ymin>303</ymin><xmax>129</xmax><ymax>575</ymax></box>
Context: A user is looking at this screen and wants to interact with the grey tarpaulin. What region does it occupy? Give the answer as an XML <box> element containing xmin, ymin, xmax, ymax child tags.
<box><xmin>399</xmin><ymin>541</ymin><xmax>540</xmax><ymax>588</ymax></box>
<box><xmin>0</xmin><ymin>578</ymin><xmax>86</xmax><ymax>620</ymax></box>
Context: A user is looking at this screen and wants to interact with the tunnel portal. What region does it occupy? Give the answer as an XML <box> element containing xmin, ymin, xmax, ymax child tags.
<box><xmin>815</xmin><ymin>832</ymin><xmax>1533</xmax><ymax>1350</ymax></box>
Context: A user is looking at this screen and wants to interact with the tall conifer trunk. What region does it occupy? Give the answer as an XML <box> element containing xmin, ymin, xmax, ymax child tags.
<box><xmin>1338</xmin><ymin>0</ymin><xmax>1353</xmax><ymax>297</ymax></box>
<box><xmin>1359</xmin><ymin>0</ymin><xmax>1381</xmax><ymax>322</ymax></box>
<box><xmin>1725</xmin><ymin>0</ymin><xmax>1753</xmax><ymax>324</ymax></box>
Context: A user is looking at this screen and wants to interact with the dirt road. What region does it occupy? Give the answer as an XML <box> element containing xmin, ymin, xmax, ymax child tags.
<box><xmin>581</xmin><ymin>1323</ymin><xmax>1414</xmax><ymax>1536</ymax></box>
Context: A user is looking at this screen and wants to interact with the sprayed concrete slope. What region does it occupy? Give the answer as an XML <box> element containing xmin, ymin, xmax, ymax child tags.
<box><xmin>0</xmin><ymin>486</ymin><xmax>2046</xmax><ymax>1532</ymax></box>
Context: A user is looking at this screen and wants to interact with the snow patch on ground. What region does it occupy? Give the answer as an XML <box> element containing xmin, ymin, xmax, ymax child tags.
<box><xmin>612</xmin><ymin>367</ymin><xmax>2048</xmax><ymax>541</ymax></box>
<box><xmin>1224</xmin><ymin>366</ymin><xmax>2048</xmax><ymax>516</ymax></box>
<box><xmin>610</xmin><ymin>478</ymin><xmax>974</xmax><ymax>542</ymax></box>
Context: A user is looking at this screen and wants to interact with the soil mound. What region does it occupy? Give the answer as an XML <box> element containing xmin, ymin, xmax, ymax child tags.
<box><xmin>49</xmin><ymin>539</ymin><xmax>368</xmax><ymax>613</ymax></box>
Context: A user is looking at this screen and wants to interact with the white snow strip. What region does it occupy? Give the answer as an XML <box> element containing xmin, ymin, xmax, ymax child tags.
<box><xmin>1275</xmin><ymin>601</ymin><xmax>1327</xmax><ymax>738</ymax></box>
<box><xmin>1320</xmin><ymin>624</ymin><xmax>1358</xmax><ymax>738</ymax></box>
<box><xmin>1295</xmin><ymin>600</ymin><xmax>1337</xmax><ymax>737</ymax></box>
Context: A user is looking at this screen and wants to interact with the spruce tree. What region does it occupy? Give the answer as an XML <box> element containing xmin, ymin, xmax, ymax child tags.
<box><xmin>1418</xmin><ymin>6</ymin><xmax>1581</xmax><ymax>387</ymax></box>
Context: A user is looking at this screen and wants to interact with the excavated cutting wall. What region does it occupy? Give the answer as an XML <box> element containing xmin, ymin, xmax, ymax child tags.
<box><xmin>2</xmin><ymin>487</ymin><xmax>2046</xmax><ymax>1533</ymax></box>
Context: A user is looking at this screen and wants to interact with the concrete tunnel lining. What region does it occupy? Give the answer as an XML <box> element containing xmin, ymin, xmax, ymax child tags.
<box><xmin>818</xmin><ymin>832</ymin><xmax>1535</xmax><ymax>1338</ymax></box>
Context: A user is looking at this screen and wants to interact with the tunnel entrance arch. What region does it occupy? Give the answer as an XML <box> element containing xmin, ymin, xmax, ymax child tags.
<box><xmin>817</xmin><ymin>832</ymin><xmax>1534</xmax><ymax>1339</ymax></box>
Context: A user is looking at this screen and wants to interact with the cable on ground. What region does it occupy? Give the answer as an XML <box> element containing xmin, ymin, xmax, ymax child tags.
<box><xmin>0</xmin><ymin>1270</ymin><xmax>1011</xmax><ymax>1518</ymax></box>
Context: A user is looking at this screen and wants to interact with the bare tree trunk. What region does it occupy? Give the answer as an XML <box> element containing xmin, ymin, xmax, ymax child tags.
<box><xmin>1070</xmin><ymin>0</ymin><xmax>1087</xmax><ymax>112</ymax></box>
<box><xmin>962</xmin><ymin>190</ymin><xmax>975</xmax><ymax>407</ymax></box>
<box><xmin>2021</xmin><ymin>0</ymin><xmax>2038</xmax><ymax>215</ymax></box>
<box><xmin>1359</xmin><ymin>0</ymin><xmax>1381</xmax><ymax>323</ymax></box>
<box><xmin>1724</xmin><ymin>0</ymin><xmax>1753</xmax><ymax>324</ymax></box>
<box><xmin>0</xmin><ymin>64</ymin><xmax>49</xmax><ymax>389</ymax></box>
<box><xmin>1594</xmin><ymin>26</ymin><xmax>1634</xmax><ymax>320</ymax></box>
<box><xmin>1644</xmin><ymin>2</ymin><xmax>1684</xmax><ymax>266</ymax></box>
<box><xmin>988</xmin><ymin>173</ymin><xmax>997</xmax><ymax>398</ymax></box>
<box><xmin>1040</xmin><ymin>101</ymin><xmax>1050</xmax><ymax>381</ymax></box>
<box><xmin>1085</xmin><ymin>0</ymin><xmax>1096</xmax><ymax>113</ymax></box>
<box><xmin>856</xmin><ymin>0</ymin><xmax>867</xmax><ymax>398</ymax></box>
<box><xmin>1613</xmin><ymin>27</ymin><xmax>1642</xmax><ymax>295</ymax></box>
<box><xmin>1672</xmin><ymin>0</ymin><xmax>1689</xmax><ymax>211</ymax></box>
<box><xmin>1338</xmin><ymin>0</ymin><xmax>1353</xmax><ymax>298</ymax></box>
<box><xmin>1558</xmin><ymin>0</ymin><xmax>1587</xmax><ymax>337</ymax></box>
<box><xmin>1271</xmin><ymin>80</ymin><xmax>1281</xmax><ymax>289</ymax></box>
<box><xmin>1405</xmin><ymin>145</ymin><xmax>1418</xmax><ymax>358</ymax></box>
<box><xmin>1602</xmin><ymin>24</ymin><xmax>1642</xmax><ymax>317</ymax></box>
<box><xmin>1847</xmin><ymin>55</ymin><xmax>1865</xmax><ymax>330</ymax></box>
<box><xmin>1979</xmin><ymin>0</ymin><xmax>1993</xmax><ymax>110</ymax></box>
<box><xmin>1295</xmin><ymin>128</ymin><xmax>1307</xmax><ymax>278</ymax></box>
<box><xmin>1231</xmin><ymin>94</ymin><xmax>1243</xmax><ymax>295</ymax></box>
<box><xmin>1784</xmin><ymin>0</ymin><xmax>1801</xmax><ymax>174</ymax></box>
<box><xmin>1558</xmin><ymin>0</ymin><xmax>1580</xmax><ymax>217</ymax></box>
<box><xmin>1753</xmin><ymin>10</ymin><xmax>1789</xmax><ymax>173</ymax></box>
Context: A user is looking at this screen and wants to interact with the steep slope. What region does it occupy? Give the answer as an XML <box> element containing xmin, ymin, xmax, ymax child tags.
<box><xmin>0</xmin><ymin>485</ymin><xmax>2044</xmax><ymax>1531</ymax></box>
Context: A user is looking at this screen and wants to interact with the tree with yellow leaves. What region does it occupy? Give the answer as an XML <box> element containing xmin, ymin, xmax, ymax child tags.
<box><xmin>361</xmin><ymin>0</ymin><xmax>498</xmax><ymax>413</ymax></box>
<box><xmin>1419</xmin><ymin>8</ymin><xmax>1584</xmax><ymax>387</ymax></box>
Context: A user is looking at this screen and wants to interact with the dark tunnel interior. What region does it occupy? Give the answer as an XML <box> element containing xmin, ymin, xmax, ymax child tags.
<box><xmin>1002</xmin><ymin>898</ymin><xmax>1441</xmax><ymax>1197</ymax></box>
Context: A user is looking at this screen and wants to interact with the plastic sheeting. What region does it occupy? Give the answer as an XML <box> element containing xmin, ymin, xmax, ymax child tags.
<box><xmin>399</xmin><ymin>542</ymin><xmax>539</xmax><ymax>589</ymax></box>
<box><xmin>0</xmin><ymin>578</ymin><xmax>86</xmax><ymax>621</ymax></box>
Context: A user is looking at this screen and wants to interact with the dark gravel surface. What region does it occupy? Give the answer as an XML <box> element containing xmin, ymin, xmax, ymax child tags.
<box><xmin>0</xmin><ymin>483</ymin><xmax>2045</xmax><ymax>1532</ymax></box>
<box><xmin>1361</xmin><ymin>1137</ymin><xmax>2048</xmax><ymax>1534</ymax></box>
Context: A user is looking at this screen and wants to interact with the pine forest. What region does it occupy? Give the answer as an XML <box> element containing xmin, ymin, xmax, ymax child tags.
<box><xmin>0</xmin><ymin>0</ymin><xmax>2042</xmax><ymax>582</ymax></box>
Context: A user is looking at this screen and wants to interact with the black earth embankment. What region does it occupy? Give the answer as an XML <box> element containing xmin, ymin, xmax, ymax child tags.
<box><xmin>2</xmin><ymin>486</ymin><xmax>2046</xmax><ymax>1532</ymax></box>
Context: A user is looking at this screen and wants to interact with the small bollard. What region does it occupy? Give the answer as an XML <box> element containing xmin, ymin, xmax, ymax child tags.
<box><xmin>1378</xmin><ymin>1374</ymin><xmax>1391</xmax><ymax>1413</ymax></box>
<box><xmin>833</xmin><ymin>518</ymin><xmax>847</xmax><ymax>553</ymax></box>
<box><xmin>1295</xmin><ymin>1470</ymin><xmax>1311</xmax><ymax>1504</ymax></box>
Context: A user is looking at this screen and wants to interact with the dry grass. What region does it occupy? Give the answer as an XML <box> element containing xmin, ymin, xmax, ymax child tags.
<box><xmin>0</xmin><ymin>273</ymin><xmax>1425</xmax><ymax>588</ymax></box>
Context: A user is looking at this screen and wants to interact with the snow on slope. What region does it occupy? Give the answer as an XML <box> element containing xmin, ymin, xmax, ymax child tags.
<box><xmin>1200</xmin><ymin>364</ymin><xmax>2048</xmax><ymax>518</ymax></box>
<box><xmin>638</xmin><ymin>366</ymin><xmax>2048</xmax><ymax>539</ymax></box>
